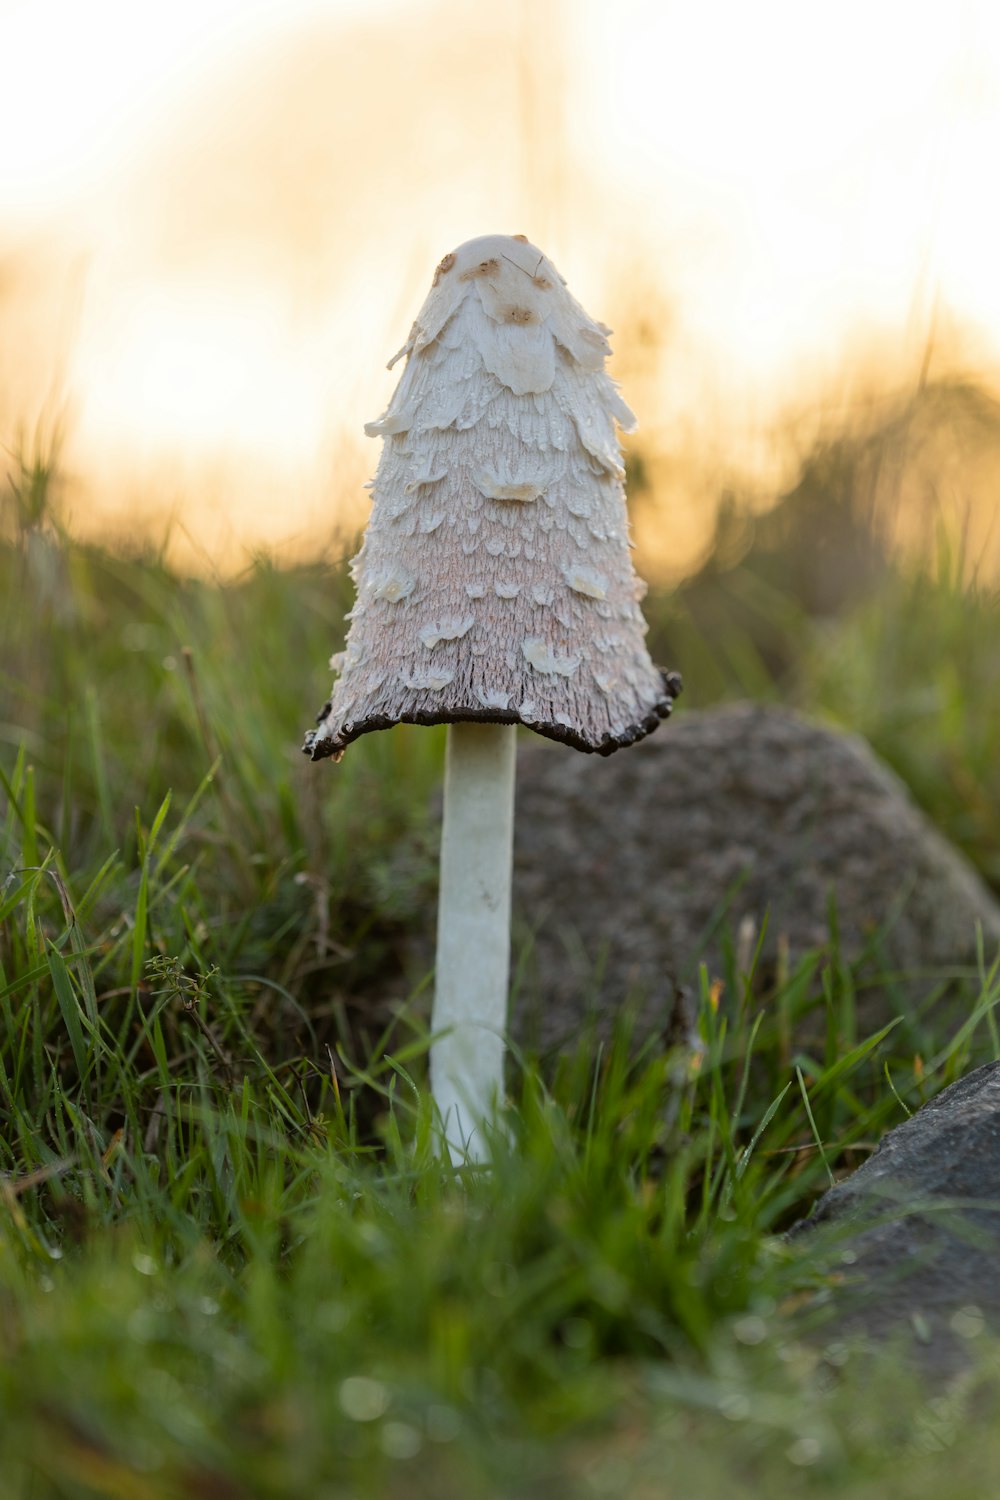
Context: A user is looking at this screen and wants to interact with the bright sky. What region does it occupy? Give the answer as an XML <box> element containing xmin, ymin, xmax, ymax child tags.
<box><xmin>2</xmin><ymin>0</ymin><xmax>1000</xmax><ymax>571</ymax></box>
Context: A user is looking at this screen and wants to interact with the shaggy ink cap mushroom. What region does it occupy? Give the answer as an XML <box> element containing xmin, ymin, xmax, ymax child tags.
<box><xmin>304</xmin><ymin>233</ymin><xmax>680</xmax><ymax>763</ymax></box>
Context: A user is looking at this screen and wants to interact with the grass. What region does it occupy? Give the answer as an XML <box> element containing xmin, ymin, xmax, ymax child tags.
<box><xmin>2</xmin><ymin>446</ymin><xmax>1000</xmax><ymax>1497</ymax></box>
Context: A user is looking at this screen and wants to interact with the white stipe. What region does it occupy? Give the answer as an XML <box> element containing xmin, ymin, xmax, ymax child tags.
<box><xmin>430</xmin><ymin>721</ymin><xmax>516</xmax><ymax>1163</ymax></box>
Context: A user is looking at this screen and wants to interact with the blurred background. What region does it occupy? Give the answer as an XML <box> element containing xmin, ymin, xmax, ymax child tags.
<box><xmin>6</xmin><ymin>6</ymin><xmax>1000</xmax><ymax>1478</ymax></box>
<box><xmin>3</xmin><ymin>0</ymin><xmax>1000</xmax><ymax>1280</ymax></box>
<box><xmin>3</xmin><ymin>0</ymin><xmax>1000</xmax><ymax>581</ymax></box>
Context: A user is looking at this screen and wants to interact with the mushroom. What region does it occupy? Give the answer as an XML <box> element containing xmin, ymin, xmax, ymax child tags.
<box><xmin>304</xmin><ymin>233</ymin><xmax>681</xmax><ymax>1161</ymax></box>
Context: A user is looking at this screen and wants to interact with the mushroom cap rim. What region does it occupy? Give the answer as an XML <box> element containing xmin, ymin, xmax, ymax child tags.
<box><xmin>303</xmin><ymin>669</ymin><xmax>682</xmax><ymax>763</ymax></box>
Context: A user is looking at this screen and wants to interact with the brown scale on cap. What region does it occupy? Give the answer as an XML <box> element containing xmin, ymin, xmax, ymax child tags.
<box><xmin>503</xmin><ymin>305</ymin><xmax>538</xmax><ymax>325</ymax></box>
<box><xmin>432</xmin><ymin>252</ymin><xmax>456</xmax><ymax>286</ymax></box>
<box><xmin>459</xmin><ymin>257</ymin><xmax>502</xmax><ymax>281</ymax></box>
<box><xmin>304</xmin><ymin>233</ymin><xmax>681</xmax><ymax>763</ymax></box>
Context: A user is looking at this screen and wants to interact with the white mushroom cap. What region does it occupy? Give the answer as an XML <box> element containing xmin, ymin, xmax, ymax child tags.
<box><xmin>305</xmin><ymin>234</ymin><xmax>681</xmax><ymax>762</ymax></box>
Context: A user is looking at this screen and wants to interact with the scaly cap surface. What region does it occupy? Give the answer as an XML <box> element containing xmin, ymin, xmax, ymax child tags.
<box><xmin>305</xmin><ymin>234</ymin><xmax>680</xmax><ymax>761</ymax></box>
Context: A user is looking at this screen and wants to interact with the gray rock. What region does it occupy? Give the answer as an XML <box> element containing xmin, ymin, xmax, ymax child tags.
<box><xmin>510</xmin><ymin>702</ymin><xmax>1000</xmax><ymax>1053</ymax></box>
<box><xmin>788</xmin><ymin>1061</ymin><xmax>1000</xmax><ymax>1374</ymax></box>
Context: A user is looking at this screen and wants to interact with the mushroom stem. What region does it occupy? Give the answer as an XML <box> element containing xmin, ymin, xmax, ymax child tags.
<box><xmin>431</xmin><ymin>721</ymin><xmax>517</xmax><ymax>1162</ymax></box>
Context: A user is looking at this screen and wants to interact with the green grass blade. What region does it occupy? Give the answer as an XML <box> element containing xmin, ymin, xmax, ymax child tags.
<box><xmin>46</xmin><ymin>941</ymin><xmax>89</xmax><ymax>1081</ymax></box>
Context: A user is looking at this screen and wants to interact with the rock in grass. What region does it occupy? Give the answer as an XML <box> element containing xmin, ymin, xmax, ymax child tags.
<box><xmin>788</xmin><ymin>1061</ymin><xmax>1000</xmax><ymax>1376</ymax></box>
<box><xmin>510</xmin><ymin>701</ymin><xmax>1000</xmax><ymax>1053</ymax></box>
